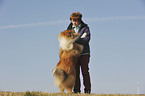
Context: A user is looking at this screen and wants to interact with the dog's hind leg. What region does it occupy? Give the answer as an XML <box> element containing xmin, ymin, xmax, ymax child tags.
<box><xmin>59</xmin><ymin>85</ymin><xmax>65</xmax><ymax>93</ymax></box>
<box><xmin>66</xmin><ymin>88</ymin><xmax>72</xmax><ymax>93</ymax></box>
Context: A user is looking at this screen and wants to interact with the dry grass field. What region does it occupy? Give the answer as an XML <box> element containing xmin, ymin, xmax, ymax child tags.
<box><xmin>0</xmin><ymin>91</ymin><xmax>144</xmax><ymax>96</ymax></box>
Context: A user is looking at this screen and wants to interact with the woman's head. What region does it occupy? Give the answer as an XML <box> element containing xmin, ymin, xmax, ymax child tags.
<box><xmin>70</xmin><ymin>12</ymin><xmax>82</xmax><ymax>27</ymax></box>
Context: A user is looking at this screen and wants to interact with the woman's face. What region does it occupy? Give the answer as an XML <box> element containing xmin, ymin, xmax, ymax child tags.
<box><xmin>71</xmin><ymin>19</ymin><xmax>80</xmax><ymax>27</ymax></box>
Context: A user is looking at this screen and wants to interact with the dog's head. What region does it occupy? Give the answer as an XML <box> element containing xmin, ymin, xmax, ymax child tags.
<box><xmin>58</xmin><ymin>30</ymin><xmax>79</xmax><ymax>50</ymax></box>
<box><xmin>58</xmin><ymin>30</ymin><xmax>79</xmax><ymax>39</ymax></box>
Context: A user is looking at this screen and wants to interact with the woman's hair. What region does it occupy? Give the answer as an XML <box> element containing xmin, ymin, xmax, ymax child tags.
<box><xmin>70</xmin><ymin>12</ymin><xmax>82</xmax><ymax>22</ymax></box>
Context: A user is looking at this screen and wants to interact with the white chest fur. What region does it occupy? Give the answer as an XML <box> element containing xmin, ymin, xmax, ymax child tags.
<box><xmin>59</xmin><ymin>37</ymin><xmax>75</xmax><ymax>50</ymax></box>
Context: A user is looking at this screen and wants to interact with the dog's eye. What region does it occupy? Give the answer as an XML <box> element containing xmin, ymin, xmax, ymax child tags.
<box><xmin>69</xmin><ymin>32</ymin><xmax>73</xmax><ymax>37</ymax></box>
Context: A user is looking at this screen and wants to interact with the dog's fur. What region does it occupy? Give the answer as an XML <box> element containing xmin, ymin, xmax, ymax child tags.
<box><xmin>53</xmin><ymin>30</ymin><xmax>83</xmax><ymax>93</ymax></box>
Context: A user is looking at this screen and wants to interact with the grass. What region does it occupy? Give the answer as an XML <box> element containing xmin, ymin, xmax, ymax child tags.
<box><xmin>0</xmin><ymin>91</ymin><xmax>144</xmax><ymax>96</ymax></box>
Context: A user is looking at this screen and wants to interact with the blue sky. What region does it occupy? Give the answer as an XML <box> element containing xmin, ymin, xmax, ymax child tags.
<box><xmin>0</xmin><ymin>0</ymin><xmax>145</xmax><ymax>94</ymax></box>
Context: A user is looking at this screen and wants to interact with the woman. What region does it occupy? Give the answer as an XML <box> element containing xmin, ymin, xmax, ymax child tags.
<box><xmin>67</xmin><ymin>12</ymin><xmax>91</xmax><ymax>93</ymax></box>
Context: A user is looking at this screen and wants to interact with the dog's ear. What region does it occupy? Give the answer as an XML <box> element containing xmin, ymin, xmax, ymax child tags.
<box><xmin>73</xmin><ymin>33</ymin><xmax>79</xmax><ymax>37</ymax></box>
<box><xmin>71</xmin><ymin>30</ymin><xmax>75</xmax><ymax>33</ymax></box>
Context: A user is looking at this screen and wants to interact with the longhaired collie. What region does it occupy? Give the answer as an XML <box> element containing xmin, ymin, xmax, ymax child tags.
<box><xmin>53</xmin><ymin>30</ymin><xmax>83</xmax><ymax>93</ymax></box>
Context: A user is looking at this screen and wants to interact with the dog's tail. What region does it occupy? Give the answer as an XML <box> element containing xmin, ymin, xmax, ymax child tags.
<box><xmin>52</xmin><ymin>67</ymin><xmax>68</xmax><ymax>86</ymax></box>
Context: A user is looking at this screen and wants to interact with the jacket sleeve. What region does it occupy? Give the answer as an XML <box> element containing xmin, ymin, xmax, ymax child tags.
<box><xmin>75</xmin><ymin>27</ymin><xmax>91</xmax><ymax>45</ymax></box>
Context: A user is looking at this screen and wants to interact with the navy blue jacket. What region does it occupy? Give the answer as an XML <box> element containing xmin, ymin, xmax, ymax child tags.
<box><xmin>67</xmin><ymin>21</ymin><xmax>91</xmax><ymax>55</ymax></box>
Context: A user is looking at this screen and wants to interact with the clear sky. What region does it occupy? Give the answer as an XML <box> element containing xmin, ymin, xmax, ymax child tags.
<box><xmin>0</xmin><ymin>0</ymin><xmax>145</xmax><ymax>94</ymax></box>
